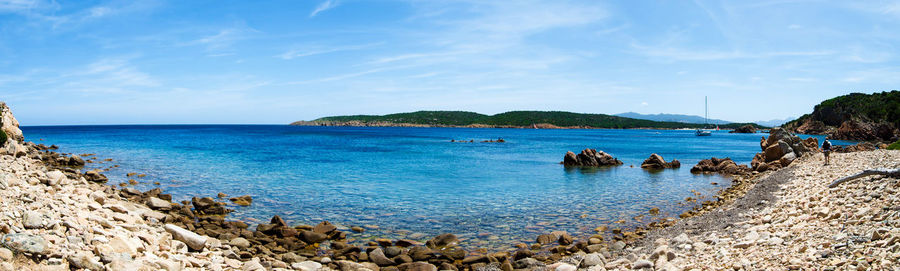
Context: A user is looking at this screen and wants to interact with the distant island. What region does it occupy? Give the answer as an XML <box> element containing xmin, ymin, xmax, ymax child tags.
<box><xmin>614</xmin><ymin>112</ymin><xmax>734</xmax><ymax>125</ymax></box>
<box><xmin>291</xmin><ymin>110</ymin><xmax>763</xmax><ymax>130</ymax></box>
<box><xmin>783</xmin><ymin>90</ymin><xmax>900</xmax><ymax>141</ymax></box>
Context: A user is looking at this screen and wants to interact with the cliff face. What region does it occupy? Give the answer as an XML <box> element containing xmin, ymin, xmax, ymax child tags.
<box><xmin>783</xmin><ymin>91</ymin><xmax>900</xmax><ymax>141</ymax></box>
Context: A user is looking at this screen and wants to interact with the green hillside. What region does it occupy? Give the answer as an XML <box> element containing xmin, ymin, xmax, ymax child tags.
<box><xmin>296</xmin><ymin>110</ymin><xmax>763</xmax><ymax>129</ymax></box>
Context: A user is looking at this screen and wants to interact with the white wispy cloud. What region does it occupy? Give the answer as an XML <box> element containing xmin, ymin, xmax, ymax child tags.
<box><xmin>310</xmin><ymin>0</ymin><xmax>338</xmax><ymax>18</ymax></box>
<box><xmin>278</xmin><ymin>42</ymin><xmax>383</xmax><ymax>60</ymax></box>
<box><xmin>181</xmin><ymin>23</ymin><xmax>260</xmax><ymax>56</ymax></box>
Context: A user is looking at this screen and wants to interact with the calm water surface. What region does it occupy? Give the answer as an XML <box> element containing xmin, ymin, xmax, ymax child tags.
<box><xmin>20</xmin><ymin>126</ymin><xmax>850</xmax><ymax>250</ymax></box>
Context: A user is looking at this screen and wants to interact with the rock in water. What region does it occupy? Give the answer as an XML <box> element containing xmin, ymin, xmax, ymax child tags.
<box><xmin>426</xmin><ymin>233</ymin><xmax>458</xmax><ymax>249</ymax></box>
<box><xmin>640</xmin><ymin>153</ymin><xmax>680</xmax><ymax>169</ymax></box>
<box><xmin>68</xmin><ymin>155</ymin><xmax>86</xmax><ymax>166</ymax></box>
<box><xmin>562</xmin><ymin>149</ymin><xmax>623</xmax><ymax>167</ymax></box>
<box><xmin>229</xmin><ymin>195</ymin><xmax>253</xmax><ymax>206</ymax></box>
<box><xmin>1</xmin><ymin>233</ymin><xmax>48</xmax><ymax>255</ymax></box>
<box><xmin>164</xmin><ymin>224</ymin><xmax>208</xmax><ymax>251</ymax></box>
<box><xmin>192</xmin><ymin>197</ymin><xmax>228</xmax><ymax>215</ymax></box>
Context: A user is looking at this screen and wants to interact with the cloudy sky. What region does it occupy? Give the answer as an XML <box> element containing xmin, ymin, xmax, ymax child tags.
<box><xmin>1</xmin><ymin>0</ymin><xmax>899</xmax><ymax>125</ymax></box>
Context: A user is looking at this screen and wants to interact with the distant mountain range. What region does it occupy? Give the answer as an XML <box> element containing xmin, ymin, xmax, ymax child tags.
<box><xmin>615</xmin><ymin>112</ymin><xmax>792</xmax><ymax>127</ymax></box>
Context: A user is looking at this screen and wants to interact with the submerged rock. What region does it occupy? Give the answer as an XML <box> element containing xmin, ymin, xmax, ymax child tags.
<box><xmin>229</xmin><ymin>195</ymin><xmax>252</xmax><ymax>206</ymax></box>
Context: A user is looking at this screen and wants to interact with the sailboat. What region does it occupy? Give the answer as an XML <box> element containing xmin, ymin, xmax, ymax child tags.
<box><xmin>695</xmin><ymin>96</ymin><xmax>712</xmax><ymax>136</ymax></box>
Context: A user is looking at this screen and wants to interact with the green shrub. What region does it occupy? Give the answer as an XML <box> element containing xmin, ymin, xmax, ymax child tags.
<box><xmin>888</xmin><ymin>140</ymin><xmax>900</xmax><ymax>150</ymax></box>
<box><xmin>0</xmin><ymin>130</ymin><xmax>6</xmax><ymax>147</ymax></box>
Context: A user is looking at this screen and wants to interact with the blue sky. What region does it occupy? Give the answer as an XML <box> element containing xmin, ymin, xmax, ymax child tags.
<box><xmin>1</xmin><ymin>0</ymin><xmax>899</xmax><ymax>125</ymax></box>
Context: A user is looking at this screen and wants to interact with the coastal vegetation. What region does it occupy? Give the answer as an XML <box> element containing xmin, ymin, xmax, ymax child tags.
<box><xmin>295</xmin><ymin>110</ymin><xmax>763</xmax><ymax>129</ymax></box>
<box><xmin>888</xmin><ymin>140</ymin><xmax>900</xmax><ymax>150</ymax></box>
<box><xmin>784</xmin><ymin>90</ymin><xmax>900</xmax><ymax>141</ymax></box>
<box><xmin>0</xmin><ymin>130</ymin><xmax>6</xmax><ymax>147</ymax></box>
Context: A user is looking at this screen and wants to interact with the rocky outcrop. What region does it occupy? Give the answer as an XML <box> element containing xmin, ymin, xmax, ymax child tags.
<box><xmin>751</xmin><ymin>128</ymin><xmax>819</xmax><ymax>172</ymax></box>
<box><xmin>728</xmin><ymin>125</ymin><xmax>756</xmax><ymax>134</ymax></box>
<box><xmin>783</xmin><ymin>91</ymin><xmax>900</xmax><ymax>141</ymax></box>
<box><xmin>640</xmin><ymin>154</ymin><xmax>680</xmax><ymax>169</ymax></box>
<box><xmin>834</xmin><ymin>141</ymin><xmax>878</xmax><ymax>153</ymax></box>
<box><xmin>690</xmin><ymin>157</ymin><xmax>750</xmax><ymax>175</ymax></box>
<box><xmin>792</xmin><ymin>118</ymin><xmax>831</xmax><ymax>135</ymax></box>
<box><xmin>0</xmin><ymin>102</ymin><xmax>24</xmax><ymax>144</ymax></box>
<box><xmin>831</xmin><ymin>119</ymin><xmax>897</xmax><ymax>141</ymax></box>
<box><xmin>563</xmin><ymin>148</ymin><xmax>623</xmax><ymax>167</ymax></box>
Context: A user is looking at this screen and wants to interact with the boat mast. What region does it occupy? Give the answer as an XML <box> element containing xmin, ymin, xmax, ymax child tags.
<box><xmin>705</xmin><ymin>96</ymin><xmax>708</xmax><ymax>127</ymax></box>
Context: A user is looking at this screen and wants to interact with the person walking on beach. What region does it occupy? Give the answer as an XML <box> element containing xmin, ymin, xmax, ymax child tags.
<box><xmin>822</xmin><ymin>137</ymin><xmax>832</xmax><ymax>165</ymax></box>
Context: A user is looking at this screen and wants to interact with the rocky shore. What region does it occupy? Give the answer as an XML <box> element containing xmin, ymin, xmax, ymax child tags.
<box><xmin>4</xmin><ymin>100</ymin><xmax>899</xmax><ymax>270</ymax></box>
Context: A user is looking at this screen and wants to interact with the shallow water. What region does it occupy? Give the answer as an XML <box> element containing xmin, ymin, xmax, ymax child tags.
<box><xmin>21</xmin><ymin>126</ymin><xmax>852</xmax><ymax>250</ymax></box>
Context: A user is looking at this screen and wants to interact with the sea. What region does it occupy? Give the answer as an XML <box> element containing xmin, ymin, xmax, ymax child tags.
<box><xmin>20</xmin><ymin>125</ymin><xmax>853</xmax><ymax>250</ymax></box>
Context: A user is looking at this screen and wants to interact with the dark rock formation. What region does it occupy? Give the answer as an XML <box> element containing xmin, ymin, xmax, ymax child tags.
<box><xmin>690</xmin><ymin>157</ymin><xmax>750</xmax><ymax>175</ymax></box>
<box><xmin>562</xmin><ymin>149</ymin><xmax>623</xmax><ymax>167</ymax></box>
<box><xmin>782</xmin><ymin>91</ymin><xmax>900</xmax><ymax>141</ymax></box>
<box><xmin>640</xmin><ymin>154</ymin><xmax>680</xmax><ymax>169</ymax></box>
<box><xmin>729</xmin><ymin>124</ymin><xmax>756</xmax><ymax>134</ymax></box>
<box><xmin>832</xmin><ymin>119</ymin><xmax>897</xmax><ymax>141</ymax></box>
<box><xmin>834</xmin><ymin>142</ymin><xmax>878</xmax><ymax>153</ymax></box>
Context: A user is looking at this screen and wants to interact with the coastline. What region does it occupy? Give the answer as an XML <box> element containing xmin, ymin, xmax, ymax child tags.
<box><xmin>4</xmin><ymin>104</ymin><xmax>897</xmax><ymax>270</ymax></box>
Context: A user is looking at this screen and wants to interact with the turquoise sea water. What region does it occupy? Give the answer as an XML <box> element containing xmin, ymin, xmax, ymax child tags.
<box><xmin>20</xmin><ymin>126</ymin><xmax>850</xmax><ymax>250</ymax></box>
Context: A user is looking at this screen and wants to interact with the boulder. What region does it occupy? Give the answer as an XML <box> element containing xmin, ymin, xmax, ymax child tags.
<box><xmin>1</xmin><ymin>233</ymin><xmax>48</xmax><ymax>255</ymax></box>
<box><xmin>84</xmin><ymin>170</ymin><xmax>109</xmax><ymax>183</ymax></box>
<box><xmin>192</xmin><ymin>197</ymin><xmax>228</xmax><ymax>215</ymax></box>
<box><xmin>4</xmin><ymin>141</ymin><xmax>25</xmax><ymax>157</ymax></box>
<box><xmin>164</xmin><ymin>224</ymin><xmax>208</xmax><ymax>251</ymax></box>
<box><xmin>640</xmin><ymin>153</ymin><xmax>680</xmax><ymax>169</ymax></box>
<box><xmin>45</xmin><ymin>170</ymin><xmax>67</xmax><ymax>186</ymax></box>
<box><xmin>67</xmin><ymin>252</ymin><xmax>104</xmax><ymax>271</ymax></box>
<box><xmin>563</xmin><ymin>149</ymin><xmax>623</xmax><ymax>167</ymax></box>
<box><xmin>764</xmin><ymin>140</ymin><xmax>792</xmax><ymax>162</ymax></box>
<box><xmin>22</xmin><ymin>211</ymin><xmax>45</xmax><ymax>229</ymax></box>
<box><xmin>729</xmin><ymin>124</ymin><xmax>756</xmax><ymax>133</ymax></box>
<box><xmin>691</xmin><ymin>157</ymin><xmax>750</xmax><ymax>175</ymax></box>
<box><xmin>369</xmin><ymin>248</ymin><xmax>395</xmax><ymax>266</ymax></box>
<box><xmin>68</xmin><ymin>155</ymin><xmax>86</xmax><ymax>167</ymax></box>
<box><xmin>313</xmin><ymin>221</ymin><xmax>337</xmax><ymax>234</ymax></box>
<box><xmin>399</xmin><ymin>262</ymin><xmax>437</xmax><ymax>271</ymax></box>
<box><xmin>299</xmin><ymin>230</ymin><xmax>327</xmax><ymax>244</ymax></box>
<box><xmin>146</xmin><ymin>197</ymin><xmax>172</xmax><ymax>210</ymax></box>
